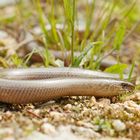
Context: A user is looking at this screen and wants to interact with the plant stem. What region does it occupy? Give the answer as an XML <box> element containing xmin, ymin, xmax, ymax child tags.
<box><xmin>71</xmin><ymin>0</ymin><xmax>75</xmax><ymax>66</ymax></box>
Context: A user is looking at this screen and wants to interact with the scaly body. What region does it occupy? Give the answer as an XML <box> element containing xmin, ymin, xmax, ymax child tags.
<box><xmin>0</xmin><ymin>68</ymin><xmax>135</xmax><ymax>104</ymax></box>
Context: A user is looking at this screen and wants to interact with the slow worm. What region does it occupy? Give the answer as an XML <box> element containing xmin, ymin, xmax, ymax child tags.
<box><xmin>0</xmin><ymin>67</ymin><xmax>135</xmax><ymax>104</ymax></box>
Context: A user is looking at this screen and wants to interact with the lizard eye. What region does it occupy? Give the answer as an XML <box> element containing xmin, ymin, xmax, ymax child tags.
<box><xmin>121</xmin><ymin>82</ymin><xmax>135</xmax><ymax>91</ymax></box>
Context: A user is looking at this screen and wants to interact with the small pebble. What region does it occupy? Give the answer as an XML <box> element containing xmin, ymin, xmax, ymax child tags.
<box><xmin>98</xmin><ymin>98</ymin><xmax>111</xmax><ymax>105</ymax></box>
<box><xmin>88</xmin><ymin>97</ymin><xmax>96</xmax><ymax>107</ymax></box>
<box><xmin>112</xmin><ymin>120</ymin><xmax>126</xmax><ymax>131</ymax></box>
<box><xmin>64</xmin><ymin>104</ymin><xmax>72</xmax><ymax>110</ymax></box>
<box><xmin>50</xmin><ymin>111</ymin><xmax>64</xmax><ymax>121</ymax></box>
<box><xmin>4</xmin><ymin>111</ymin><xmax>13</xmax><ymax>120</ymax></box>
<box><xmin>41</xmin><ymin>123</ymin><xmax>56</xmax><ymax>134</ymax></box>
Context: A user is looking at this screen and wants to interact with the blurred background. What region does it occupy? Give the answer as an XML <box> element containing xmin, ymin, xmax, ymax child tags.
<box><xmin>0</xmin><ymin>0</ymin><xmax>140</xmax><ymax>75</ymax></box>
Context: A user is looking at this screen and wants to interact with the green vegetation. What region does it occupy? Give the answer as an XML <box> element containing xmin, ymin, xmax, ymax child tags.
<box><xmin>0</xmin><ymin>0</ymin><xmax>139</xmax><ymax>77</ymax></box>
<box><xmin>0</xmin><ymin>0</ymin><xmax>139</xmax><ymax>72</ymax></box>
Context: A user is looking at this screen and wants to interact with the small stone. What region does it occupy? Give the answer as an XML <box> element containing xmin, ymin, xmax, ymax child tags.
<box><xmin>88</xmin><ymin>97</ymin><xmax>96</xmax><ymax>107</ymax></box>
<box><xmin>4</xmin><ymin>111</ymin><xmax>13</xmax><ymax>119</ymax></box>
<box><xmin>74</xmin><ymin>102</ymin><xmax>78</xmax><ymax>105</ymax></box>
<box><xmin>72</xmin><ymin>126</ymin><xmax>101</xmax><ymax>138</ymax></box>
<box><xmin>50</xmin><ymin>111</ymin><xmax>64</xmax><ymax>121</ymax></box>
<box><xmin>34</xmin><ymin>109</ymin><xmax>40</xmax><ymax>115</ymax></box>
<box><xmin>41</xmin><ymin>123</ymin><xmax>56</xmax><ymax>134</ymax></box>
<box><xmin>64</xmin><ymin>104</ymin><xmax>72</xmax><ymax>110</ymax></box>
<box><xmin>98</xmin><ymin>98</ymin><xmax>111</xmax><ymax>105</ymax></box>
<box><xmin>112</xmin><ymin>120</ymin><xmax>126</xmax><ymax>131</ymax></box>
<box><xmin>124</xmin><ymin>100</ymin><xmax>140</xmax><ymax>109</ymax></box>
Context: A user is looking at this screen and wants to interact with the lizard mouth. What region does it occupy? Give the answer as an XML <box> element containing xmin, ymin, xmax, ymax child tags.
<box><xmin>121</xmin><ymin>82</ymin><xmax>135</xmax><ymax>92</ymax></box>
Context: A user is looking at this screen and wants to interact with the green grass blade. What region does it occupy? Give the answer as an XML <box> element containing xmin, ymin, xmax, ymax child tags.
<box><xmin>113</xmin><ymin>22</ymin><xmax>126</xmax><ymax>50</ymax></box>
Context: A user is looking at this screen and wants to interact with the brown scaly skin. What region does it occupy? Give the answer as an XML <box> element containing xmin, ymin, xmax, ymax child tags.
<box><xmin>0</xmin><ymin>67</ymin><xmax>135</xmax><ymax>104</ymax></box>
